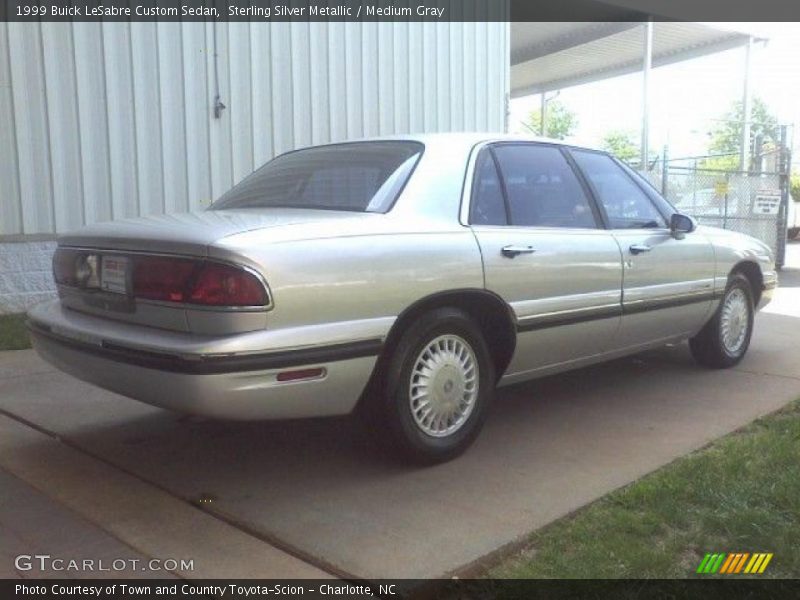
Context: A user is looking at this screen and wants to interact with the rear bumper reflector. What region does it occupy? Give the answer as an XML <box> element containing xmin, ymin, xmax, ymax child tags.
<box><xmin>276</xmin><ymin>367</ymin><xmax>326</xmax><ymax>382</ymax></box>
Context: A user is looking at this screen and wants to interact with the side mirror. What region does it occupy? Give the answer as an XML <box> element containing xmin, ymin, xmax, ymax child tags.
<box><xmin>670</xmin><ymin>213</ymin><xmax>696</xmax><ymax>239</ymax></box>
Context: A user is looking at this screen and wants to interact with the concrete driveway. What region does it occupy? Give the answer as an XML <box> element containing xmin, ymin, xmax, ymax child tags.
<box><xmin>1</xmin><ymin>244</ymin><xmax>799</xmax><ymax>580</ymax></box>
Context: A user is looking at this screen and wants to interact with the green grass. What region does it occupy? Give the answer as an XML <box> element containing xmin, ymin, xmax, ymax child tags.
<box><xmin>0</xmin><ymin>313</ymin><xmax>31</xmax><ymax>351</ymax></box>
<box><xmin>489</xmin><ymin>400</ymin><xmax>800</xmax><ymax>579</ymax></box>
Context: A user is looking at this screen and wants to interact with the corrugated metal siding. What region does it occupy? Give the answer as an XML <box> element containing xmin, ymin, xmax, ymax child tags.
<box><xmin>0</xmin><ymin>21</ymin><xmax>509</xmax><ymax>236</ymax></box>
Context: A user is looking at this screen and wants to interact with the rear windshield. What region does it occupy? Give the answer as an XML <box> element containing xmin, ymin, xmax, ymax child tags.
<box><xmin>211</xmin><ymin>141</ymin><xmax>423</xmax><ymax>213</ymax></box>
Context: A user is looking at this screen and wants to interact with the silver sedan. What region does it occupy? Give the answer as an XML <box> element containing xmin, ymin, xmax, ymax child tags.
<box><xmin>28</xmin><ymin>134</ymin><xmax>777</xmax><ymax>463</ymax></box>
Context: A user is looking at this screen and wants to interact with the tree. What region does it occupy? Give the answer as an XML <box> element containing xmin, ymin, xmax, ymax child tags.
<box><xmin>521</xmin><ymin>100</ymin><xmax>577</xmax><ymax>140</ymax></box>
<box><xmin>601</xmin><ymin>130</ymin><xmax>639</xmax><ymax>162</ymax></box>
<box><xmin>705</xmin><ymin>97</ymin><xmax>779</xmax><ymax>169</ymax></box>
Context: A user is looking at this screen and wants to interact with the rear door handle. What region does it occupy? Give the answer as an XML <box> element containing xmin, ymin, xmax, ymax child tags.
<box><xmin>629</xmin><ymin>244</ymin><xmax>652</xmax><ymax>255</ymax></box>
<box><xmin>501</xmin><ymin>245</ymin><xmax>536</xmax><ymax>258</ymax></box>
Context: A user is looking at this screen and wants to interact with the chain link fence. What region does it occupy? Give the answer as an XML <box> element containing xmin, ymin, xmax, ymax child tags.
<box><xmin>639</xmin><ymin>146</ymin><xmax>790</xmax><ymax>267</ymax></box>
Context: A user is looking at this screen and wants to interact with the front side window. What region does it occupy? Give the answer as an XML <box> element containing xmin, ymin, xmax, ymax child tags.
<box><xmin>620</xmin><ymin>161</ymin><xmax>677</xmax><ymax>216</ymax></box>
<box><xmin>486</xmin><ymin>144</ymin><xmax>597</xmax><ymax>228</ymax></box>
<box><xmin>212</xmin><ymin>141</ymin><xmax>423</xmax><ymax>213</ymax></box>
<box><xmin>571</xmin><ymin>150</ymin><xmax>667</xmax><ymax>229</ymax></box>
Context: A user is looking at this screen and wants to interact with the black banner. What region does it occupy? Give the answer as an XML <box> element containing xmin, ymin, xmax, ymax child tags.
<box><xmin>1</xmin><ymin>0</ymin><xmax>800</xmax><ymax>22</ymax></box>
<box><xmin>4</xmin><ymin>579</ymin><xmax>800</xmax><ymax>600</ymax></box>
<box><xmin>3</xmin><ymin>1</ymin><xmax>510</xmax><ymax>22</ymax></box>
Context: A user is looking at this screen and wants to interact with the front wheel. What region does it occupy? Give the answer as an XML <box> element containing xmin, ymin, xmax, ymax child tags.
<box><xmin>689</xmin><ymin>273</ymin><xmax>754</xmax><ymax>368</ymax></box>
<box><xmin>368</xmin><ymin>307</ymin><xmax>495</xmax><ymax>464</ymax></box>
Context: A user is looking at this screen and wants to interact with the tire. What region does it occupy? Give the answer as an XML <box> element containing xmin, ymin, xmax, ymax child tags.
<box><xmin>789</xmin><ymin>227</ymin><xmax>800</xmax><ymax>241</ymax></box>
<box><xmin>689</xmin><ymin>273</ymin><xmax>754</xmax><ymax>369</ymax></box>
<box><xmin>364</xmin><ymin>307</ymin><xmax>495</xmax><ymax>464</ymax></box>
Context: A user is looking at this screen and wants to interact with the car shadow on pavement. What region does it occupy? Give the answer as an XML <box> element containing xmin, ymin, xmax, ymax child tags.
<box><xmin>4</xmin><ymin>312</ymin><xmax>799</xmax><ymax>580</ymax></box>
<box><xmin>4</xmin><ymin>308</ymin><xmax>798</xmax><ymax>483</ymax></box>
<box><xmin>25</xmin><ymin>341</ymin><xmax>712</xmax><ymax>477</ymax></box>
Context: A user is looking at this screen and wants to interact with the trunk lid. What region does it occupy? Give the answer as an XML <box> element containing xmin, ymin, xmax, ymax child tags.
<box><xmin>57</xmin><ymin>208</ymin><xmax>368</xmax><ymax>256</ymax></box>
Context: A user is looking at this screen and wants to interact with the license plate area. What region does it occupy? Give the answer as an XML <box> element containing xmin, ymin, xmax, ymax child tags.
<box><xmin>100</xmin><ymin>255</ymin><xmax>129</xmax><ymax>295</ymax></box>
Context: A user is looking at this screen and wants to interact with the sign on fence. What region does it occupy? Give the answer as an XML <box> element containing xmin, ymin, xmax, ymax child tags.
<box><xmin>753</xmin><ymin>191</ymin><xmax>782</xmax><ymax>216</ymax></box>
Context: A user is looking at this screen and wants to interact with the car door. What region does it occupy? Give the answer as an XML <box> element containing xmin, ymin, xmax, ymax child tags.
<box><xmin>468</xmin><ymin>143</ymin><xmax>624</xmax><ymax>382</ymax></box>
<box><xmin>569</xmin><ymin>149</ymin><xmax>716</xmax><ymax>349</ymax></box>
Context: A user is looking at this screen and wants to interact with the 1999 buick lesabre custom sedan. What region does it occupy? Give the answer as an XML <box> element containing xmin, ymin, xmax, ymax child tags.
<box><xmin>28</xmin><ymin>134</ymin><xmax>778</xmax><ymax>463</ymax></box>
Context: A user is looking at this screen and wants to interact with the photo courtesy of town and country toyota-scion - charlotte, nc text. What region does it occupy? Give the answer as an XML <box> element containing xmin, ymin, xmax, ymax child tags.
<box><xmin>18</xmin><ymin>3</ymin><xmax>447</xmax><ymax>18</ymax></box>
<box><xmin>14</xmin><ymin>583</ymin><xmax>396</xmax><ymax>597</ymax></box>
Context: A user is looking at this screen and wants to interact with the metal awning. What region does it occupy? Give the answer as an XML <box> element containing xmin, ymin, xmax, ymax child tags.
<box><xmin>511</xmin><ymin>22</ymin><xmax>754</xmax><ymax>98</ymax></box>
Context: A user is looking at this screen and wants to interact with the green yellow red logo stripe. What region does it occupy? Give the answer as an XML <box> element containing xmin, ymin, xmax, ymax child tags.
<box><xmin>696</xmin><ymin>552</ymin><xmax>773</xmax><ymax>574</ymax></box>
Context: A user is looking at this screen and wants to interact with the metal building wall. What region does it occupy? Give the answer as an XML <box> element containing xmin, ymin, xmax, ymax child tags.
<box><xmin>0</xmin><ymin>21</ymin><xmax>510</xmax><ymax>237</ymax></box>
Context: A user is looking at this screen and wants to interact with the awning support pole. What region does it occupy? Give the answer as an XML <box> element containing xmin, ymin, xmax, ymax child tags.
<box><xmin>540</xmin><ymin>93</ymin><xmax>547</xmax><ymax>137</ymax></box>
<box><xmin>641</xmin><ymin>20</ymin><xmax>653</xmax><ymax>169</ymax></box>
<box><xmin>740</xmin><ymin>36</ymin><xmax>754</xmax><ymax>171</ymax></box>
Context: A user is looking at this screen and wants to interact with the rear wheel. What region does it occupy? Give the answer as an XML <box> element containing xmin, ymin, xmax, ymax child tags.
<box><xmin>689</xmin><ymin>272</ymin><xmax>754</xmax><ymax>368</ymax></box>
<box><xmin>364</xmin><ymin>307</ymin><xmax>495</xmax><ymax>464</ymax></box>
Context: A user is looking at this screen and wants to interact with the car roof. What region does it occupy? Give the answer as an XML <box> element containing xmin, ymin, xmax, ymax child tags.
<box><xmin>291</xmin><ymin>132</ymin><xmax>598</xmax><ymax>153</ymax></box>
<box><xmin>380</xmin><ymin>132</ymin><xmax>574</xmax><ymax>146</ymax></box>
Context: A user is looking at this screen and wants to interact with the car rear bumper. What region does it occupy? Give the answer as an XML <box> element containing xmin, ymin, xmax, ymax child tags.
<box><xmin>27</xmin><ymin>301</ymin><xmax>382</xmax><ymax>420</ymax></box>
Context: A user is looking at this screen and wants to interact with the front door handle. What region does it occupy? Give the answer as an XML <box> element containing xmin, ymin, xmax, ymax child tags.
<box><xmin>501</xmin><ymin>245</ymin><xmax>536</xmax><ymax>258</ymax></box>
<box><xmin>629</xmin><ymin>244</ymin><xmax>652</xmax><ymax>255</ymax></box>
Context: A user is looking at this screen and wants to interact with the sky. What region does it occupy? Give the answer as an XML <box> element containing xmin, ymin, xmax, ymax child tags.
<box><xmin>509</xmin><ymin>23</ymin><xmax>800</xmax><ymax>161</ymax></box>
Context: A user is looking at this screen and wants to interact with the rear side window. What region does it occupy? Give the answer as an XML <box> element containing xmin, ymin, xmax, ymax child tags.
<box><xmin>476</xmin><ymin>144</ymin><xmax>596</xmax><ymax>228</ymax></box>
<box><xmin>470</xmin><ymin>151</ymin><xmax>508</xmax><ymax>226</ymax></box>
<box><xmin>571</xmin><ymin>150</ymin><xmax>667</xmax><ymax>229</ymax></box>
<box><xmin>212</xmin><ymin>141</ymin><xmax>423</xmax><ymax>213</ymax></box>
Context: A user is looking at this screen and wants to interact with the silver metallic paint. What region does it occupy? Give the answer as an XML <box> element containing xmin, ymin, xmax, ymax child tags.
<box><xmin>28</xmin><ymin>134</ymin><xmax>777</xmax><ymax>420</ymax></box>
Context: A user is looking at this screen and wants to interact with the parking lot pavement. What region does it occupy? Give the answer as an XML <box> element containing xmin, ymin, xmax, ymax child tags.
<box><xmin>0</xmin><ymin>468</ymin><xmax>169</xmax><ymax>579</ymax></box>
<box><xmin>0</xmin><ymin>414</ymin><xmax>332</xmax><ymax>580</ymax></box>
<box><xmin>0</xmin><ymin>349</ymin><xmax>55</xmax><ymax>380</ymax></box>
<box><xmin>1</xmin><ymin>249</ymin><xmax>798</xmax><ymax>580</ymax></box>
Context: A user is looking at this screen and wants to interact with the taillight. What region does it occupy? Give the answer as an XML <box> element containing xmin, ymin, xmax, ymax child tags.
<box><xmin>53</xmin><ymin>248</ymin><xmax>98</xmax><ymax>287</ymax></box>
<box><xmin>54</xmin><ymin>250</ymin><xmax>267</xmax><ymax>308</ymax></box>
<box><xmin>53</xmin><ymin>248</ymin><xmax>81</xmax><ymax>286</ymax></box>
<box><xmin>187</xmin><ymin>262</ymin><xmax>267</xmax><ymax>306</ymax></box>
<box><xmin>132</xmin><ymin>257</ymin><xmax>197</xmax><ymax>302</ymax></box>
<box><xmin>132</xmin><ymin>256</ymin><xmax>267</xmax><ymax>307</ymax></box>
